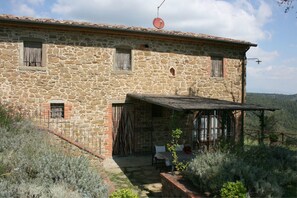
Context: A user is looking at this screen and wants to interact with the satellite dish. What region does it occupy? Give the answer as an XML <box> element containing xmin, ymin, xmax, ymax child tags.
<box><xmin>153</xmin><ymin>17</ymin><xmax>165</xmax><ymax>29</ymax></box>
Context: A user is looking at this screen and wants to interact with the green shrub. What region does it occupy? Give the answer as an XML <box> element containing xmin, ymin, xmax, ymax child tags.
<box><xmin>0</xmin><ymin>180</ymin><xmax>82</xmax><ymax>198</ymax></box>
<box><xmin>220</xmin><ymin>181</ymin><xmax>247</xmax><ymax>198</ymax></box>
<box><xmin>185</xmin><ymin>152</ymin><xmax>233</xmax><ymax>195</ymax></box>
<box><xmin>0</xmin><ymin>120</ymin><xmax>108</xmax><ymax>198</ymax></box>
<box><xmin>109</xmin><ymin>188</ymin><xmax>139</xmax><ymax>198</ymax></box>
<box><xmin>185</xmin><ymin>147</ymin><xmax>295</xmax><ymax>197</ymax></box>
<box><xmin>0</xmin><ymin>104</ymin><xmax>14</xmax><ymax>128</ymax></box>
<box><xmin>285</xmin><ymin>136</ymin><xmax>297</xmax><ymax>146</ymax></box>
<box><xmin>241</xmin><ymin>145</ymin><xmax>297</xmax><ymax>197</ymax></box>
<box><xmin>32</xmin><ymin>152</ymin><xmax>108</xmax><ymax>197</ymax></box>
<box><xmin>0</xmin><ymin>161</ymin><xmax>8</xmax><ymax>177</ymax></box>
<box><xmin>240</xmin><ymin>145</ymin><xmax>297</xmax><ymax>174</ymax></box>
<box><xmin>167</xmin><ymin>128</ymin><xmax>188</xmax><ymax>171</ymax></box>
<box><xmin>269</xmin><ymin>133</ymin><xmax>278</xmax><ymax>143</ymax></box>
<box><xmin>0</xmin><ymin>180</ymin><xmax>18</xmax><ymax>198</ymax></box>
<box><xmin>0</xmin><ymin>104</ymin><xmax>22</xmax><ymax>128</ymax></box>
<box><xmin>186</xmin><ymin>146</ymin><xmax>297</xmax><ymax>197</ymax></box>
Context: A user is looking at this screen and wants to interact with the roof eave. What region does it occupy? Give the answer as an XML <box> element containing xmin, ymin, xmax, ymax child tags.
<box><xmin>127</xmin><ymin>94</ymin><xmax>277</xmax><ymax>111</ymax></box>
<box><xmin>0</xmin><ymin>17</ymin><xmax>257</xmax><ymax>47</ymax></box>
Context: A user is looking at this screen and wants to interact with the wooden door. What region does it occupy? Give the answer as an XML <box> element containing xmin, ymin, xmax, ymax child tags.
<box><xmin>112</xmin><ymin>104</ymin><xmax>134</xmax><ymax>155</ymax></box>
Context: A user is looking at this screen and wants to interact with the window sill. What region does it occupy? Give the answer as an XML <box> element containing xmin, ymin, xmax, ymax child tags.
<box><xmin>210</xmin><ymin>77</ymin><xmax>224</xmax><ymax>80</ymax></box>
<box><xmin>47</xmin><ymin>118</ymin><xmax>67</xmax><ymax>122</ymax></box>
<box><xmin>18</xmin><ymin>66</ymin><xmax>47</xmax><ymax>72</ymax></box>
<box><xmin>111</xmin><ymin>70</ymin><xmax>133</xmax><ymax>75</ymax></box>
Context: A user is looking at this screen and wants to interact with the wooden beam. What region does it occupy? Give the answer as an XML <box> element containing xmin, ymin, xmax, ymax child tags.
<box><xmin>259</xmin><ymin>110</ymin><xmax>265</xmax><ymax>145</ymax></box>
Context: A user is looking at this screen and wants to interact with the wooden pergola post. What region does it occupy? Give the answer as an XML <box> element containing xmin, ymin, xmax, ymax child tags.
<box><xmin>259</xmin><ymin>110</ymin><xmax>265</xmax><ymax>145</ymax></box>
<box><xmin>240</xmin><ymin>110</ymin><xmax>244</xmax><ymax>146</ymax></box>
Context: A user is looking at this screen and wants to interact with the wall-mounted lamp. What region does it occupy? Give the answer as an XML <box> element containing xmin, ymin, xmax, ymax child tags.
<box><xmin>246</xmin><ymin>58</ymin><xmax>262</xmax><ymax>64</ymax></box>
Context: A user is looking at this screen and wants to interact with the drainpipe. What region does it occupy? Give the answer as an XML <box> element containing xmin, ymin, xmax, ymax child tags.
<box><xmin>242</xmin><ymin>51</ymin><xmax>248</xmax><ymax>104</ymax></box>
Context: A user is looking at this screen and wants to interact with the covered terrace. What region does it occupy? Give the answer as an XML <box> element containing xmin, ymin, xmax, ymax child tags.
<box><xmin>126</xmin><ymin>93</ymin><xmax>276</xmax><ymax>153</ymax></box>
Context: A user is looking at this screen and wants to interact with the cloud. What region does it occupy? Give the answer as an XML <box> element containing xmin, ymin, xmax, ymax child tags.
<box><xmin>9</xmin><ymin>0</ymin><xmax>45</xmax><ymax>16</ymax></box>
<box><xmin>51</xmin><ymin>0</ymin><xmax>272</xmax><ymax>43</ymax></box>
<box><xmin>26</xmin><ymin>0</ymin><xmax>44</xmax><ymax>6</ymax></box>
<box><xmin>247</xmin><ymin>77</ymin><xmax>297</xmax><ymax>94</ymax></box>
<box><xmin>12</xmin><ymin>3</ymin><xmax>36</xmax><ymax>16</ymax></box>
<box><xmin>247</xmin><ymin>47</ymin><xmax>279</xmax><ymax>63</ymax></box>
<box><xmin>248</xmin><ymin>65</ymin><xmax>297</xmax><ymax>80</ymax></box>
<box><xmin>51</xmin><ymin>0</ymin><xmax>155</xmax><ymax>25</ymax></box>
<box><xmin>245</xmin><ymin>45</ymin><xmax>296</xmax><ymax>94</ymax></box>
<box><xmin>247</xmin><ymin>60</ymin><xmax>297</xmax><ymax>94</ymax></box>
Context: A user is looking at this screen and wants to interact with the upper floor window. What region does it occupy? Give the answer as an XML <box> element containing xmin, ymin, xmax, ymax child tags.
<box><xmin>115</xmin><ymin>48</ymin><xmax>131</xmax><ymax>71</ymax></box>
<box><xmin>211</xmin><ymin>57</ymin><xmax>223</xmax><ymax>77</ymax></box>
<box><xmin>23</xmin><ymin>41</ymin><xmax>43</xmax><ymax>67</ymax></box>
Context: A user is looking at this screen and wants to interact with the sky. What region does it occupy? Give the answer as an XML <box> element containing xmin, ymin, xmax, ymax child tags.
<box><xmin>0</xmin><ymin>0</ymin><xmax>296</xmax><ymax>95</ymax></box>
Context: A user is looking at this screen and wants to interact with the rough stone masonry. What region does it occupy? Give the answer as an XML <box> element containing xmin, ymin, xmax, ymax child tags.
<box><xmin>0</xmin><ymin>15</ymin><xmax>254</xmax><ymax>157</ymax></box>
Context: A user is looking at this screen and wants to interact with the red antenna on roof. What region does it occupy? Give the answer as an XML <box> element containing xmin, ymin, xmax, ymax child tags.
<box><xmin>153</xmin><ymin>0</ymin><xmax>165</xmax><ymax>29</ymax></box>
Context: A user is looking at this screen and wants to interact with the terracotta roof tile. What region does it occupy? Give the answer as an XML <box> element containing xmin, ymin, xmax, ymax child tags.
<box><xmin>0</xmin><ymin>14</ymin><xmax>257</xmax><ymax>46</ymax></box>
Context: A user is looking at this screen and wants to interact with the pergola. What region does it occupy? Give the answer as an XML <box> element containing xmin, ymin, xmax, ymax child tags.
<box><xmin>127</xmin><ymin>93</ymin><xmax>277</xmax><ymax>146</ymax></box>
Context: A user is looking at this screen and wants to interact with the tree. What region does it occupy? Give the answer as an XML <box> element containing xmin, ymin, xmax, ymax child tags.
<box><xmin>278</xmin><ymin>0</ymin><xmax>295</xmax><ymax>13</ymax></box>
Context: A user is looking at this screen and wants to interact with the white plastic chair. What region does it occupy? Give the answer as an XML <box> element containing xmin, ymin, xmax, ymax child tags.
<box><xmin>152</xmin><ymin>145</ymin><xmax>166</xmax><ymax>169</ymax></box>
<box><xmin>175</xmin><ymin>144</ymin><xmax>184</xmax><ymax>151</ymax></box>
<box><xmin>155</xmin><ymin>145</ymin><xmax>166</xmax><ymax>153</ymax></box>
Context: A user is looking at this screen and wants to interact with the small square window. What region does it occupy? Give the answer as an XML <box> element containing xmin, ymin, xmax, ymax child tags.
<box><xmin>23</xmin><ymin>41</ymin><xmax>43</xmax><ymax>66</ymax></box>
<box><xmin>211</xmin><ymin>57</ymin><xmax>223</xmax><ymax>77</ymax></box>
<box><xmin>50</xmin><ymin>103</ymin><xmax>64</xmax><ymax>118</ymax></box>
<box><xmin>115</xmin><ymin>48</ymin><xmax>131</xmax><ymax>70</ymax></box>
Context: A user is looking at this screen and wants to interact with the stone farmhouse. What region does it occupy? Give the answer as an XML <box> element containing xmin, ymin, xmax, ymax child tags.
<box><xmin>0</xmin><ymin>15</ymin><xmax>272</xmax><ymax>158</ymax></box>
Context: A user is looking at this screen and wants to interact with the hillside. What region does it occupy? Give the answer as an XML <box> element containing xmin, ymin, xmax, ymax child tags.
<box><xmin>246</xmin><ymin>93</ymin><xmax>297</xmax><ymax>134</ymax></box>
<box><xmin>0</xmin><ymin>105</ymin><xmax>108</xmax><ymax>197</ymax></box>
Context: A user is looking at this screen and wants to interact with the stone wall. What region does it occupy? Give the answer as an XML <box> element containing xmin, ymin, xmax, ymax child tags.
<box><xmin>161</xmin><ymin>172</ymin><xmax>203</xmax><ymax>198</ymax></box>
<box><xmin>131</xmin><ymin>98</ymin><xmax>193</xmax><ymax>153</ymax></box>
<box><xmin>129</xmin><ymin>97</ymin><xmax>242</xmax><ymax>154</ymax></box>
<box><xmin>0</xmin><ymin>24</ymin><xmax>245</xmax><ymax>157</ymax></box>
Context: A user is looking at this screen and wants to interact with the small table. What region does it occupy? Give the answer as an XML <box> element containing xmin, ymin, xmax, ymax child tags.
<box><xmin>155</xmin><ymin>151</ymin><xmax>195</xmax><ymax>170</ymax></box>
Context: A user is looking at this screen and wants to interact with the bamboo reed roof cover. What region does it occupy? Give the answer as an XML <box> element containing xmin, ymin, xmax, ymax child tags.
<box><xmin>127</xmin><ymin>94</ymin><xmax>276</xmax><ymax>111</ymax></box>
